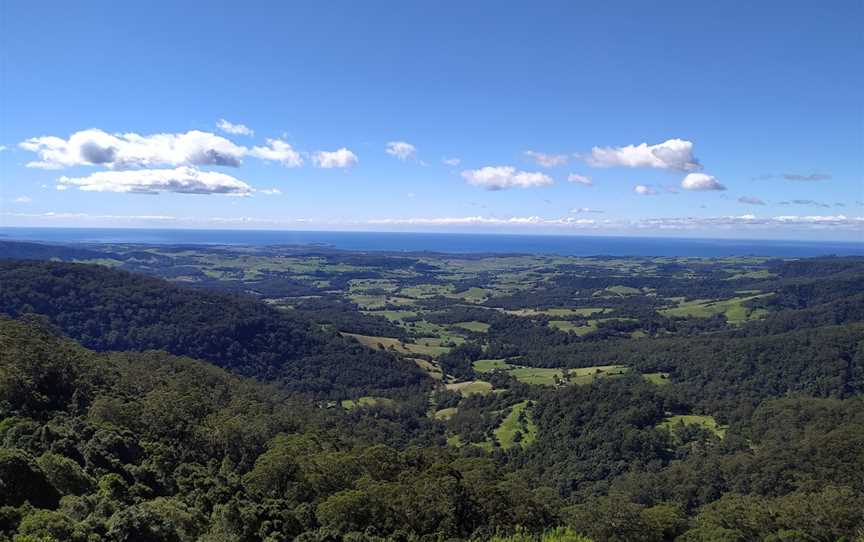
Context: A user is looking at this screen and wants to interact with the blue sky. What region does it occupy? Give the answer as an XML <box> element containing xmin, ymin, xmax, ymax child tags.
<box><xmin>1</xmin><ymin>0</ymin><xmax>862</xmax><ymax>240</ymax></box>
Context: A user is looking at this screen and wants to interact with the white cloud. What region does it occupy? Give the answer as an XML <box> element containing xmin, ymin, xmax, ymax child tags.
<box><xmin>368</xmin><ymin>216</ymin><xmax>599</xmax><ymax>227</ymax></box>
<box><xmin>638</xmin><ymin>214</ymin><xmax>863</xmax><ymax>231</ymax></box>
<box><xmin>571</xmin><ymin>207</ymin><xmax>603</xmax><ymax>214</ymax></box>
<box><xmin>3</xmin><ymin>211</ymin><xmax>178</xmax><ymax>221</ymax></box>
<box><xmin>634</xmin><ymin>184</ymin><xmax>658</xmax><ymax>195</ymax></box>
<box><xmin>442</xmin><ymin>157</ymin><xmax>461</xmax><ymax>166</ymax></box>
<box><xmin>57</xmin><ymin>166</ymin><xmax>253</xmax><ymax>195</ymax></box>
<box><xmin>258</xmin><ymin>188</ymin><xmax>282</xmax><ymax>195</ymax></box>
<box><xmin>20</xmin><ymin>129</ymin><xmax>248</xmax><ymax>169</ymax></box>
<box><xmin>585</xmin><ymin>138</ymin><xmax>701</xmax><ymax>171</ymax></box>
<box><xmin>567</xmin><ymin>173</ymin><xmax>593</xmax><ymax>186</ymax></box>
<box><xmin>738</xmin><ymin>196</ymin><xmax>766</xmax><ymax>205</ymax></box>
<box><xmin>0</xmin><ymin>145</ymin><xmax>6</xmax><ymax>151</ymax></box>
<box><xmin>681</xmin><ymin>173</ymin><xmax>726</xmax><ymax>191</ymax></box>
<box><xmin>249</xmin><ymin>139</ymin><xmax>303</xmax><ymax>167</ymax></box>
<box><xmin>216</xmin><ymin>119</ymin><xmax>254</xmax><ymax>136</ymax></box>
<box><xmin>385</xmin><ymin>141</ymin><xmax>416</xmax><ymax>161</ymax></box>
<box><xmin>13</xmin><ymin>196</ymin><xmax>32</xmax><ymax>203</ymax></box>
<box><xmin>461</xmin><ymin>166</ymin><xmax>553</xmax><ymax>190</ymax></box>
<box><xmin>778</xmin><ymin>199</ymin><xmax>831</xmax><ymax>208</ymax></box>
<box><xmin>525</xmin><ymin>150</ymin><xmax>568</xmax><ymax>167</ymax></box>
<box><xmin>4</xmin><ymin>209</ymin><xmax>861</xmax><ymax>233</ymax></box>
<box><xmin>784</xmin><ymin>173</ymin><xmax>831</xmax><ymax>181</ymax></box>
<box><xmin>312</xmin><ymin>148</ymin><xmax>359</xmax><ymax>169</ymax></box>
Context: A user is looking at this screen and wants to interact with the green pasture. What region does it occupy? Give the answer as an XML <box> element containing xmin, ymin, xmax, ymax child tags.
<box><xmin>643</xmin><ymin>372</ymin><xmax>671</xmax><ymax>385</ymax></box>
<box><xmin>453</xmin><ymin>321</ymin><xmax>491</xmax><ymax>332</ymax></box>
<box><xmin>494</xmin><ymin>401</ymin><xmax>537</xmax><ymax>449</ymax></box>
<box><xmin>341</xmin><ymin>396</ymin><xmax>395</xmax><ymax>410</ymax></box>
<box><xmin>474</xmin><ymin>359</ymin><xmax>629</xmax><ymax>386</ymax></box>
<box><xmin>445</xmin><ymin>380</ymin><xmax>494</xmax><ymax>396</ymax></box>
<box><xmin>658</xmin><ymin>414</ymin><xmax>726</xmax><ymax>438</ymax></box>
<box><xmin>660</xmin><ymin>294</ymin><xmax>770</xmax><ymax>324</ymax></box>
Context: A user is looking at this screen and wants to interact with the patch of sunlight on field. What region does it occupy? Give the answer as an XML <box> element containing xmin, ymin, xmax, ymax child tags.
<box><xmin>473</xmin><ymin>359</ymin><xmax>514</xmax><ymax>372</ymax></box>
<box><xmin>507</xmin><ymin>307</ymin><xmax>607</xmax><ymax>318</ymax></box>
<box><xmin>643</xmin><ymin>372</ymin><xmax>671</xmax><ymax>385</ymax></box>
<box><xmin>474</xmin><ymin>359</ymin><xmax>628</xmax><ymax>386</ymax></box>
<box><xmin>453</xmin><ymin>321</ymin><xmax>491</xmax><ymax>332</ymax></box>
<box><xmin>434</xmin><ymin>407</ymin><xmax>458</xmax><ymax>420</ymax></box>
<box><xmin>411</xmin><ymin>358</ymin><xmax>444</xmax><ymax>380</ymax></box>
<box><xmin>341</xmin><ymin>396</ymin><xmax>395</xmax><ymax>410</ymax></box>
<box><xmin>341</xmin><ymin>332</ymin><xmax>456</xmax><ymax>357</ymax></box>
<box><xmin>494</xmin><ymin>401</ymin><xmax>537</xmax><ymax>449</ymax></box>
<box><xmin>660</xmin><ymin>294</ymin><xmax>771</xmax><ymax>324</ymax></box>
<box><xmin>659</xmin><ymin>414</ymin><xmax>726</xmax><ymax>438</ymax></box>
<box><xmin>445</xmin><ymin>380</ymin><xmax>494</xmax><ymax>396</ymax></box>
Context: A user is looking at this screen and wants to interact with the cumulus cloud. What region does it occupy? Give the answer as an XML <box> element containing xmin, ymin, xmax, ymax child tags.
<box><xmin>442</xmin><ymin>157</ymin><xmax>461</xmax><ymax>166</ymax></box>
<box><xmin>524</xmin><ymin>150</ymin><xmax>568</xmax><ymax>167</ymax></box>
<box><xmin>567</xmin><ymin>173</ymin><xmax>593</xmax><ymax>186</ymax></box>
<box><xmin>57</xmin><ymin>166</ymin><xmax>253</xmax><ymax>195</ymax></box>
<box><xmin>738</xmin><ymin>196</ymin><xmax>765</xmax><ymax>205</ymax></box>
<box><xmin>385</xmin><ymin>141</ymin><xmax>416</xmax><ymax>161</ymax></box>
<box><xmin>681</xmin><ymin>173</ymin><xmax>726</xmax><ymax>191</ymax></box>
<box><xmin>20</xmin><ymin>129</ymin><xmax>248</xmax><ymax>169</ymax></box>
<box><xmin>13</xmin><ymin>196</ymin><xmax>32</xmax><ymax>203</ymax></box>
<box><xmin>461</xmin><ymin>166</ymin><xmax>553</xmax><ymax>190</ymax></box>
<box><xmin>312</xmin><ymin>148</ymin><xmax>359</xmax><ymax>169</ymax></box>
<box><xmin>249</xmin><ymin>139</ymin><xmax>303</xmax><ymax>167</ymax></box>
<box><xmin>216</xmin><ymin>119</ymin><xmax>254</xmax><ymax>136</ymax></box>
<box><xmin>585</xmin><ymin>138</ymin><xmax>701</xmax><ymax>171</ymax></box>
<box><xmin>634</xmin><ymin>184</ymin><xmax>658</xmax><ymax>196</ymax></box>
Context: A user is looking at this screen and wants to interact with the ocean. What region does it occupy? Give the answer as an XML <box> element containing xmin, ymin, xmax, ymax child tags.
<box><xmin>0</xmin><ymin>227</ymin><xmax>862</xmax><ymax>257</ymax></box>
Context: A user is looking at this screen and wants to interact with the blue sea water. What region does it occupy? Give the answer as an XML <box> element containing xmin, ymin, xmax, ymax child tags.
<box><xmin>0</xmin><ymin>227</ymin><xmax>862</xmax><ymax>257</ymax></box>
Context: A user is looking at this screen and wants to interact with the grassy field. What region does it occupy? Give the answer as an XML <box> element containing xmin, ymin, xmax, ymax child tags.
<box><xmin>450</xmin><ymin>287</ymin><xmax>497</xmax><ymax>303</ymax></box>
<box><xmin>341</xmin><ymin>396</ymin><xmax>396</xmax><ymax>410</ymax></box>
<box><xmin>643</xmin><ymin>372</ymin><xmax>671</xmax><ymax>385</ymax></box>
<box><xmin>434</xmin><ymin>407</ymin><xmax>458</xmax><ymax>420</ymax></box>
<box><xmin>473</xmin><ymin>359</ymin><xmax>513</xmax><ymax>372</ymax></box>
<box><xmin>660</xmin><ymin>294</ymin><xmax>770</xmax><ymax>324</ymax></box>
<box><xmin>494</xmin><ymin>401</ymin><xmax>537</xmax><ymax>449</ymax></box>
<box><xmin>548</xmin><ymin>320</ymin><xmax>597</xmax><ymax>335</ymax></box>
<box><xmin>453</xmin><ymin>321</ymin><xmax>491</xmax><ymax>333</ymax></box>
<box><xmin>506</xmin><ymin>307</ymin><xmax>607</xmax><ymax>318</ymax></box>
<box><xmin>596</xmin><ymin>285</ymin><xmax>642</xmax><ymax>296</ymax></box>
<box><xmin>659</xmin><ymin>414</ymin><xmax>726</xmax><ymax>438</ymax></box>
<box><xmin>445</xmin><ymin>380</ymin><xmax>494</xmax><ymax>396</ymax></box>
<box><xmin>341</xmin><ymin>332</ymin><xmax>457</xmax><ymax>357</ymax></box>
<box><xmin>474</xmin><ymin>359</ymin><xmax>629</xmax><ymax>386</ymax></box>
<box><xmin>411</xmin><ymin>358</ymin><xmax>444</xmax><ymax>380</ymax></box>
<box><xmin>406</xmin><ymin>337</ymin><xmax>457</xmax><ymax>357</ymax></box>
<box><xmin>342</xmin><ymin>332</ymin><xmax>410</xmax><ymax>352</ymax></box>
<box><xmin>724</xmin><ymin>269</ymin><xmax>776</xmax><ymax>280</ymax></box>
<box><xmin>364</xmin><ymin>310</ymin><xmax>418</xmax><ymax>321</ymax></box>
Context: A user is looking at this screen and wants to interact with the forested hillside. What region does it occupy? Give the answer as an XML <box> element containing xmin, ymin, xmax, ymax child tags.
<box><xmin>0</xmin><ymin>261</ymin><xmax>425</xmax><ymax>397</ymax></box>
<box><xmin>0</xmin><ymin>249</ymin><xmax>863</xmax><ymax>541</ymax></box>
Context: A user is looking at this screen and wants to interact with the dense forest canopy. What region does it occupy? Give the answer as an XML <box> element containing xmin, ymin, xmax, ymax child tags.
<box><xmin>0</xmin><ymin>241</ymin><xmax>862</xmax><ymax>541</ymax></box>
<box><xmin>0</xmin><ymin>260</ymin><xmax>426</xmax><ymax>398</ymax></box>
